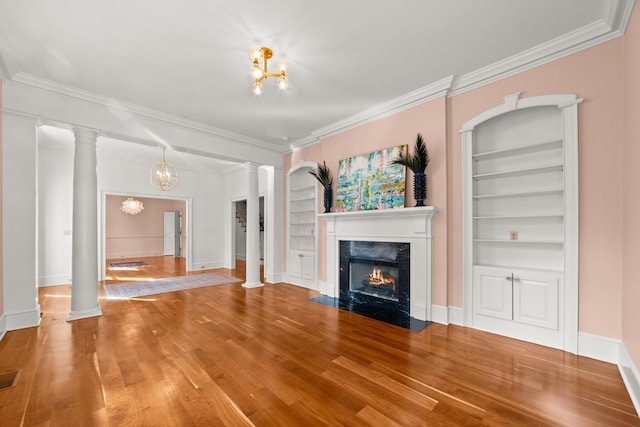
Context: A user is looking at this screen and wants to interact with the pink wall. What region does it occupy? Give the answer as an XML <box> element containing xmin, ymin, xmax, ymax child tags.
<box><xmin>286</xmin><ymin>26</ymin><xmax>633</xmax><ymax>340</ymax></box>
<box><xmin>0</xmin><ymin>79</ymin><xmax>3</xmax><ymax>318</ymax></box>
<box><xmin>623</xmin><ymin>6</ymin><xmax>640</xmax><ymax>370</ymax></box>
<box><xmin>106</xmin><ymin>195</ymin><xmax>186</xmax><ymax>259</ymax></box>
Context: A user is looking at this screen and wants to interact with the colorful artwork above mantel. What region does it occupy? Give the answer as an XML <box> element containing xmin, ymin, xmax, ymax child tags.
<box><xmin>336</xmin><ymin>145</ymin><xmax>407</xmax><ymax>212</ymax></box>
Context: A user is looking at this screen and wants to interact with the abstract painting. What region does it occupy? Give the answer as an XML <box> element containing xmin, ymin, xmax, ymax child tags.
<box><xmin>336</xmin><ymin>145</ymin><xmax>407</xmax><ymax>212</ymax></box>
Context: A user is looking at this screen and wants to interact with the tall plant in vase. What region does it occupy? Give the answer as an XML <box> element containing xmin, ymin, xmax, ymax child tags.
<box><xmin>390</xmin><ymin>133</ymin><xmax>430</xmax><ymax>206</ymax></box>
<box><xmin>309</xmin><ymin>161</ymin><xmax>334</xmax><ymax>213</ymax></box>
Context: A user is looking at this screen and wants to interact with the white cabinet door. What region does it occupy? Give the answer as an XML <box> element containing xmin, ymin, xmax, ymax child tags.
<box><xmin>513</xmin><ymin>270</ymin><xmax>559</xmax><ymax>330</ymax></box>
<box><xmin>473</xmin><ymin>265</ymin><xmax>562</xmax><ymax>347</ymax></box>
<box><xmin>300</xmin><ymin>253</ymin><xmax>315</xmax><ymax>280</ymax></box>
<box><xmin>473</xmin><ymin>268</ymin><xmax>513</xmax><ymax>320</ymax></box>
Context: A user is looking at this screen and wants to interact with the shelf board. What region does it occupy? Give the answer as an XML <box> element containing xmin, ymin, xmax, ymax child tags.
<box><xmin>291</xmin><ymin>209</ymin><xmax>316</xmax><ymax>214</ymax></box>
<box><xmin>474</xmin><ymin>189</ymin><xmax>563</xmax><ymax>200</ymax></box>
<box><xmin>473</xmin><ymin>263</ymin><xmax>563</xmax><ymax>274</ymax></box>
<box><xmin>473</xmin><ymin>164</ymin><xmax>562</xmax><ymax>180</ymax></box>
<box><xmin>290</xmin><ymin>234</ymin><xmax>315</xmax><ymax>238</ymax></box>
<box><xmin>474</xmin><ymin>239</ymin><xmax>563</xmax><ymax>245</ymax></box>
<box><xmin>473</xmin><ymin>214</ymin><xmax>563</xmax><ymax>220</ymax></box>
<box><xmin>473</xmin><ymin>139</ymin><xmax>562</xmax><ymax>161</ymax></box>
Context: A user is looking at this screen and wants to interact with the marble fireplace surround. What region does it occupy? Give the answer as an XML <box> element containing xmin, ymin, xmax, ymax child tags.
<box><xmin>319</xmin><ymin>206</ymin><xmax>438</xmax><ymax>321</ymax></box>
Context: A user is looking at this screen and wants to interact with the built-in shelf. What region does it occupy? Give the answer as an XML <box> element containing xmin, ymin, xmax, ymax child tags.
<box><xmin>474</xmin><ymin>238</ymin><xmax>563</xmax><ymax>245</ymax></box>
<box><xmin>473</xmin><ymin>139</ymin><xmax>562</xmax><ymax>161</ymax></box>
<box><xmin>287</xmin><ymin>162</ymin><xmax>319</xmax><ymax>288</ymax></box>
<box><xmin>473</xmin><ymin>263</ymin><xmax>563</xmax><ymax>274</ymax></box>
<box><xmin>473</xmin><ymin>164</ymin><xmax>563</xmax><ymax>180</ymax></box>
<box><xmin>474</xmin><ymin>189</ymin><xmax>563</xmax><ymax>200</ymax></box>
<box><xmin>473</xmin><ymin>214</ymin><xmax>563</xmax><ymax>220</ymax></box>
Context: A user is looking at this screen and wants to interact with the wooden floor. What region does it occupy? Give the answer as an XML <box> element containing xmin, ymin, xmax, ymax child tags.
<box><xmin>0</xmin><ymin>256</ymin><xmax>637</xmax><ymax>426</ymax></box>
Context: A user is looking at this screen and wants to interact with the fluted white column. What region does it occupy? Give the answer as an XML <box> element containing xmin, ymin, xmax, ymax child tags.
<box><xmin>243</xmin><ymin>163</ymin><xmax>263</xmax><ymax>288</ymax></box>
<box><xmin>67</xmin><ymin>127</ymin><xmax>102</xmax><ymax>321</ymax></box>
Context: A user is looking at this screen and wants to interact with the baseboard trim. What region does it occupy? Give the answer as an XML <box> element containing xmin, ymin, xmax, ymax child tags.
<box><xmin>578</xmin><ymin>332</ymin><xmax>621</xmax><ymax>364</ymax></box>
<box><xmin>318</xmin><ymin>280</ymin><xmax>336</xmax><ymax>297</ymax></box>
<box><xmin>429</xmin><ymin>305</ymin><xmax>465</xmax><ymax>326</ymax></box>
<box><xmin>0</xmin><ymin>314</ymin><xmax>6</xmax><ymax>342</ymax></box>
<box><xmin>38</xmin><ymin>274</ymin><xmax>71</xmax><ymax>287</ymax></box>
<box><xmin>67</xmin><ymin>306</ymin><xmax>103</xmax><ymax>322</ymax></box>
<box><xmin>190</xmin><ymin>260</ymin><xmax>225</xmax><ymax>271</ymax></box>
<box><xmin>431</xmin><ymin>305</ymin><xmax>449</xmax><ymax>325</ymax></box>
<box><xmin>264</xmin><ymin>272</ymin><xmax>286</xmax><ymax>284</ymax></box>
<box><xmin>6</xmin><ymin>306</ymin><xmax>41</xmax><ymax>331</ymax></box>
<box><xmin>619</xmin><ymin>343</ymin><xmax>640</xmax><ymax>416</ymax></box>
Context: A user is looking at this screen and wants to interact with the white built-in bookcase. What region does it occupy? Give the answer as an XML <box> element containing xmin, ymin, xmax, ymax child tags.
<box><xmin>286</xmin><ymin>162</ymin><xmax>318</xmax><ymax>288</ymax></box>
<box><xmin>461</xmin><ymin>93</ymin><xmax>581</xmax><ymax>353</ymax></box>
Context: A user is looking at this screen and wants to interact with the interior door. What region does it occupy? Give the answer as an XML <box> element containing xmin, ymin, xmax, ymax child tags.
<box><xmin>164</xmin><ymin>211</ymin><xmax>175</xmax><ymax>256</ymax></box>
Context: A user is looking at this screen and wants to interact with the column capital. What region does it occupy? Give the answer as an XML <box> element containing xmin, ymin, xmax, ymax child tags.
<box><xmin>245</xmin><ymin>162</ymin><xmax>260</xmax><ymax>174</ymax></box>
<box><xmin>72</xmin><ymin>127</ymin><xmax>100</xmax><ymax>145</ymax></box>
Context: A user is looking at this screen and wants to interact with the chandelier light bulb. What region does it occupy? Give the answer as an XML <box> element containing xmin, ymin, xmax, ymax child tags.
<box><xmin>248</xmin><ymin>47</ymin><xmax>263</xmax><ymax>61</ymax></box>
<box><xmin>278</xmin><ymin>75</ymin><xmax>288</xmax><ymax>90</ymax></box>
<box><xmin>253</xmin><ymin>81</ymin><xmax>263</xmax><ymax>96</ymax></box>
<box><xmin>277</xmin><ymin>60</ymin><xmax>288</xmax><ymax>73</ymax></box>
<box><xmin>251</xmin><ymin>63</ymin><xmax>264</xmax><ymax>80</ymax></box>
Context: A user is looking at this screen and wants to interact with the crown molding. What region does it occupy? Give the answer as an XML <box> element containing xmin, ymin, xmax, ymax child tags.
<box><xmin>449</xmin><ymin>0</ymin><xmax>635</xmax><ymax>96</ymax></box>
<box><xmin>8</xmin><ymin>73</ymin><xmax>283</xmax><ymax>153</ymax></box>
<box><xmin>290</xmin><ymin>75</ymin><xmax>454</xmax><ymax>151</ymax></box>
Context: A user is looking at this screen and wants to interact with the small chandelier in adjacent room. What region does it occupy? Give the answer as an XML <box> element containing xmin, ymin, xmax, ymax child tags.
<box><xmin>249</xmin><ymin>46</ymin><xmax>288</xmax><ymax>95</ymax></box>
<box><xmin>150</xmin><ymin>148</ymin><xmax>178</xmax><ymax>191</ymax></box>
<box><xmin>120</xmin><ymin>198</ymin><xmax>144</xmax><ymax>215</ymax></box>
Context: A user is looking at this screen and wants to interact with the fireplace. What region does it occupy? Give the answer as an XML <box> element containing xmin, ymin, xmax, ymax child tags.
<box><xmin>339</xmin><ymin>241</ymin><xmax>410</xmax><ymax>325</ymax></box>
<box><xmin>320</xmin><ymin>206</ymin><xmax>438</xmax><ymax>323</ymax></box>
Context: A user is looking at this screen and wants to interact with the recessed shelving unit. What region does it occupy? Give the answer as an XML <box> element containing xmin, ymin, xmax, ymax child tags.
<box><xmin>461</xmin><ymin>93</ymin><xmax>581</xmax><ymax>353</ymax></box>
<box><xmin>286</xmin><ymin>162</ymin><xmax>318</xmax><ymax>288</ymax></box>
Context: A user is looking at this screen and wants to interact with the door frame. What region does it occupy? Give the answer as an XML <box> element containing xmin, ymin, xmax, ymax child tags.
<box><xmin>99</xmin><ymin>190</ymin><xmax>192</xmax><ymax>280</ymax></box>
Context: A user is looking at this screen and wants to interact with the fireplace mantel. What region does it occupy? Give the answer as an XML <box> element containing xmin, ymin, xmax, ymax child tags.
<box><xmin>319</xmin><ymin>206</ymin><xmax>438</xmax><ymax>321</ymax></box>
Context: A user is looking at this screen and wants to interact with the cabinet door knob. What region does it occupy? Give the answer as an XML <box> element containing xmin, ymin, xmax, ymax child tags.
<box><xmin>506</xmin><ymin>276</ymin><xmax>513</xmax><ymax>281</ymax></box>
<box><xmin>513</xmin><ymin>277</ymin><xmax>521</xmax><ymax>282</ymax></box>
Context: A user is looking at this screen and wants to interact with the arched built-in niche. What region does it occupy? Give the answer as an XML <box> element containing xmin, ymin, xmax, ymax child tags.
<box><xmin>461</xmin><ymin>93</ymin><xmax>581</xmax><ymax>353</ymax></box>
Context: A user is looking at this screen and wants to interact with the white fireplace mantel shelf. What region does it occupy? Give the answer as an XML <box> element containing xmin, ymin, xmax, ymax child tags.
<box><xmin>319</xmin><ymin>206</ymin><xmax>438</xmax><ymax>321</ymax></box>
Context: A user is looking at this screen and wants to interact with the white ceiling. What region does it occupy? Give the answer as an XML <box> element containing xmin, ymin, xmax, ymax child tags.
<box><xmin>0</xmin><ymin>0</ymin><xmax>633</xmax><ymax>154</ymax></box>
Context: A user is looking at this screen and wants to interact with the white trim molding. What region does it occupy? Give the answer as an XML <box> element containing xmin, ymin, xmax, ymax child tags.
<box><xmin>5</xmin><ymin>307</ymin><xmax>41</xmax><ymax>331</ymax></box>
<box><xmin>0</xmin><ymin>314</ymin><xmax>6</xmax><ymax>342</ymax></box>
<box><xmin>619</xmin><ymin>343</ymin><xmax>640</xmax><ymax>416</ymax></box>
<box><xmin>578</xmin><ymin>332</ymin><xmax>621</xmax><ymax>364</ymax></box>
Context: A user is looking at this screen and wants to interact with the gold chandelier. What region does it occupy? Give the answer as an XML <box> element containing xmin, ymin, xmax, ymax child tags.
<box><xmin>149</xmin><ymin>149</ymin><xmax>178</xmax><ymax>191</ymax></box>
<box><xmin>120</xmin><ymin>198</ymin><xmax>144</xmax><ymax>215</ymax></box>
<box><xmin>250</xmin><ymin>47</ymin><xmax>288</xmax><ymax>95</ymax></box>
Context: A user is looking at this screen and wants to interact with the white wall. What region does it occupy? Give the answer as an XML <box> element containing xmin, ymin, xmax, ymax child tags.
<box><xmin>38</xmin><ymin>130</ymin><xmax>73</xmax><ymax>286</ymax></box>
<box><xmin>37</xmin><ymin>127</ymin><xmax>228</xmax><ymax>286</ymax></box>
<box><xmin>3</xmin><ymin>113</ymin><xmax>41</xmax><ymax>329</ymax></box>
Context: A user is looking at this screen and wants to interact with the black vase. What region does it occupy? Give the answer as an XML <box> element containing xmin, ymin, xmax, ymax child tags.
<box><xmin>323</xmin><ymin>186</ymin><xmax>333</xmax><ymax>213</ymax></box>
<box><xmin>413</xmin><ymin>172</ymin><xmax>427</xmax><ymax>207</ymax></box>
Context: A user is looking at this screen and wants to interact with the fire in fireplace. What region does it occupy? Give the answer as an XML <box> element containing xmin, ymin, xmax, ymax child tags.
<box><xmin>339</xmin><ymin>240</ymin><xmax>410</xmax><ymax>325</ymax></box>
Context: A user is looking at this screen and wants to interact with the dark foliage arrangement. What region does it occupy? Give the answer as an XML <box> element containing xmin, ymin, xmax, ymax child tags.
<box><xmin>389</xmin><ymin>133</ymin><xmax>430</xmax><ymax>173</ymax></box>
<box><xmin>309</xmin><ymin>160</ymin><xmax>333</xmax><ymax>187</ymax></box>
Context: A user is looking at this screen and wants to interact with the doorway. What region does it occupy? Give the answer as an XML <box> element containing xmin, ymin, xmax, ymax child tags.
<box><xmin>102</xmin><ymin>194</ymin><xmax>188</xmax><ymax>280</ymax></box>
<box><xmin>232</xmin><ymin>196</ymin><xmax>265</xmax><ymax>264</ymax></box>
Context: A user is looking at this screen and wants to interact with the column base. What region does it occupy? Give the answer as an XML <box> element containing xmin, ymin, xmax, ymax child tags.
<box><xmin>242</xmin><ymin>281</ymin><xmax>265</xmax><ymax>289</ymax></box>
<box><xmin>67</xmin><ymin>306</ymin><xmax>103</xmax><ymax>322</ymax></box>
